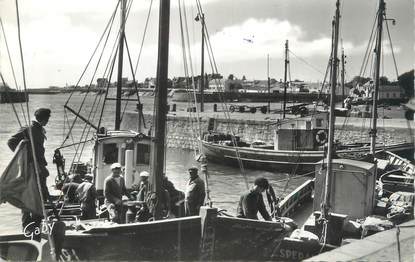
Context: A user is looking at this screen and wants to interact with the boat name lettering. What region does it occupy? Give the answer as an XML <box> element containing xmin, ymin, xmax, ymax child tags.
<box><xmin>279</xmin><ymin>248</ymin><xmax>309</xmax><ymax>260</ymax></box>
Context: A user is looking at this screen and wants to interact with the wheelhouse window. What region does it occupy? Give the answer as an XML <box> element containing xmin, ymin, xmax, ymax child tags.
<box><xmin>103</xmin><ymin>143</ymin><xmax>118</xmax><ymax>164</ymax></box>
<box><xmin>316</xmin><ymin>118</ymin><xmax>323</xmax><ymax>128</ymax></box>
<box><xmin>137</xmin><ymin>144</ymin><xmax>150</xmax><ymax>164</ymax></box>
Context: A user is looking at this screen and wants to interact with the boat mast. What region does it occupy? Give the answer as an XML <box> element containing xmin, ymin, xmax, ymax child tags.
<box><xmin>267</xmin><ymin>54</ymin><xmax>271</xmax><ymax>113</ymax></box>
<box><xmin>150</xmin><ymin>0</ymin><xmax>171</xmax><ymax>220</ymax></box>
<box><xmin>115</xmin><ymin>0</ymin><xmax>126</xmax><ymax>130</ymax></box>
<box><xmin>199</xmin><ymin>12</ymin><xmax>205</xmax><ymax>112</ymax></box>
<box><xmin>283</xmin><ymin>40</ymin><xmax>289</xmax><ymax>119</ymax></box>
<box><xmin>322</xmin><ymin>0</ymin><xmax>340</xmax><ymax>219</ymax></box>
<box><xmin>341</xmin><ymin>47</ymin><xmax>345</xmax><ymax>107</ymax></box>
<box><xmin>370</xmin><ymin>0</ymin><xmax>384</xmax><ymax>156</ymax></box>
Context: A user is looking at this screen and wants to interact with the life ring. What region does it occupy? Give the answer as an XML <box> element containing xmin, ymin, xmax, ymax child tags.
<box><xmin>315</xmin><ymin>130</ymin><xmax>328</xmax><ymax>145</ymax></box>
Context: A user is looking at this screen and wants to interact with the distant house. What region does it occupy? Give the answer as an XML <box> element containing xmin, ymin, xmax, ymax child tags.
<box><xmin>97</xmin><ymin>78</ymin><xmax>109</xmax><ymax>88</ymax></box>
<box><xmin>208</xmin><ymin>79</ymin><xmax>226</xmax><ymax>91</ymax></box>
<box><xmin>144</xmin><ymin>78</ymin><xmax>156</xmax><ymax>88</ymax></box>
<box><xmin>378</xmin><ymin>85</ymin><xmax>404</xmax><ymax>99</ymax></box>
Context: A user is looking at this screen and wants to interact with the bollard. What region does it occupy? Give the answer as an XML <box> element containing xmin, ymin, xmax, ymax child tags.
<box><xmin>213</xmin><ymin>104</ymin><xmax>217</xmax><ymax>112</ymax></box>
<box><xmin>172</xmin><ymin>103</ymin><xmax>176</xmax><ymax>112</ymax></box>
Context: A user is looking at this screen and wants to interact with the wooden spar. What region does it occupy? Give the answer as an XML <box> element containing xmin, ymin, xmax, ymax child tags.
<box><xmin>267</xmin><ymin>54</ymin><xmax>271</xmax><ymax>113</ymax></box>
<box><xmin>341</xmin><ymin>48</ymin><xmax>345</xmax><ymax>107</ymax></box>
<box><xmin>283</xmin><ymin>40</ymin><xmax>289</xmax><ymax>119</ymax></box>
<box><xmin>64</xmin><ymin>105</ymin><xmax>98</xmax><ymax>130</ymax></box>
<box><xmin>150</xmin><ymin>0</ymin><xmax>170</xmax><ymax>220</ymax></box>
<box><xmin>115</xmin><ymin>0</ymin><xmax>126</xmax><ymax>130</ymax></box>
<box><xmin>200</xmin><ymin>13</ymin><xmax>205</xmax><ymax>112</ymax></box>
<box><xmin>370</xmin><ymin>0</ymin><xmax>384</xmax><ymax>156</ymax></box>
<box><xmin>322</xmin><ymin>0</ymin><xmax>340</xmax><ymax>220</ymax></box>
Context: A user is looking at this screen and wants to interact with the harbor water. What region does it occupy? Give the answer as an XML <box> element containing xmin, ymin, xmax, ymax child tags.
<box><xmin>0</xmin><ymin>93</ymin><xmax>309</xmax><ymax>234</ymax></box>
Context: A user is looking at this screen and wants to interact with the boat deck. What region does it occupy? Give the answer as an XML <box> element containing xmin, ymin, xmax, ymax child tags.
<box><xmin>306</xmin><ymin>219</ymin><xmax>415</xmax><ymax>261</ymax></box>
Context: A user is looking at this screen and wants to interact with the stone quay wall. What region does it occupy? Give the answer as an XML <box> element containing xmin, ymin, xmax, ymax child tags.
<box><xmin>122</xmin><ymin>111</ymin><xmax>414</xmax><ymax>150</ymax></box>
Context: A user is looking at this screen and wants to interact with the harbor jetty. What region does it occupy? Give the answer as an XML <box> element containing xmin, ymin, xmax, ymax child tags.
<box><xmin>122</xmin><ymin>109</ymin><xmax>414</xmax><ymax>150</ymax></box>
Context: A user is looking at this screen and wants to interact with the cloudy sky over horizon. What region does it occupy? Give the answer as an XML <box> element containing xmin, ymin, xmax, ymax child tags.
<box><xmin>0</xmin><ymin>0</ymin><xmax>413</xmax><ymax>89</ymax></box>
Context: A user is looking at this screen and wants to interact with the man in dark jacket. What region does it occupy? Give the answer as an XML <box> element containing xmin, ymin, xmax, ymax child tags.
<box><xmin>76</xmin><ymin>174</ymin><xmax>97</xmax><ymax>220</ymax></box>
<box><xmin>7</xmin><ymin>108</ymin><xmax>51</xmax><ymax>240</ymax></box>
<box><xmin>236</xmin><ymin>177</ymin><xmax>272</xmax><ymax>221</ymax></box>
<box><xmin>104</xmin><ymin>163</ymin><xmax>131</xmax><ymax>223</ymax></box>
<box><xmin>184</xmin><ymin>166</ymin><xmax>206</xmax><ymax>216</ymax></box>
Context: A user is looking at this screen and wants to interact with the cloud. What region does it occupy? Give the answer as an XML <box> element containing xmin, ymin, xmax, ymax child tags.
<box><xmin>192</xmin><ymin>18</ymin><xmax>348</xmax><ymax>63</ymax></box>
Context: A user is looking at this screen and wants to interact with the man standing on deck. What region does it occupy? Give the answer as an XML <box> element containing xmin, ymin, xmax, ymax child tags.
<box><xmin>185</xmin><ymin>166</ymin><xmax>206</xmax><ymax>216</ymax></box>
<box><xmin>236</xmin><ymin>177</ymin><xmax>272</xmax><ymax>221</ymax></box>
<box><xmin>104</xmin><ymin>163</ymin><xmax>131</xmax><ymax>223</ymax></box>
<box><xmin>7</xmin><ymin>108</ymin><xmax>51</xmax><ymax>240</ymax></box>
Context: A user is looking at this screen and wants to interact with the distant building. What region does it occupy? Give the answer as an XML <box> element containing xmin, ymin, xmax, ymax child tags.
<box><xmin>97</xmin><ymin>78</ymin><xmax>109</xmax><ymax>88</ymax></box>
<box><xmin>378</xmin><ymin>85</ymin><xmax>404</xmax><ymax>99</ymax></box>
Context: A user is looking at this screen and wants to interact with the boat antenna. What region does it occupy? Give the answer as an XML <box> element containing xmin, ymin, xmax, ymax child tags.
<box><xmin>150</xmin><ymin>0</ymin><xmax>171</xmax><ymax>220</ymax></box>
<box><xmin>370</xmin><ymin>0</ymin><xmax>385</xmax><ymax>157</ymax></box>
<box><xmin>321</xmin><ymin>0</ymin><xmax>340</xmax><ymax>235</ymax></box>
<box><xmin>115</xmin><ymin>0</ymin><xmax>127</xmax><ymax>130</ymax></box>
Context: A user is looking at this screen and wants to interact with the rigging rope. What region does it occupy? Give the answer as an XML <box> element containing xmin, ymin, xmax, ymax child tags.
<box><xmin>195</xmin><ymin>0</ymin><xmax>249</xmax><ymax>189</ymax></box>
<box><xmin>61</xmin><ymin>0</ymin><xmax>119</xmax><ymax>148</ymax></box>
<box><xmin>0</xmin><ymin>18</ymin><xmax>27</xmax><ymax>126</ymax></box>
<box><xmin>14</xmin><ymin>0</ymin><xmax>57</xmax><ymax>258</ymax></box>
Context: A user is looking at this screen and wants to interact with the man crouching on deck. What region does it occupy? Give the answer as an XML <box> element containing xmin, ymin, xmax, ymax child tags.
<box><xmin>236</xmin><ymin>177</ymin><xmax>272</xmax><ymax>221</ymax></box>
<box><xmin>104</xmin><ymin>163</ymin><xmax>132</xmax><ymax>223</ymax></box>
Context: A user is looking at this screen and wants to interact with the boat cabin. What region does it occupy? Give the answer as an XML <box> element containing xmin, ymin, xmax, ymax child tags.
<box><xmin>274</xmin><ymin>112</ymin><xmax>329</xmax><ymax>151</ymax></box>
<box><xmin>93</xmin><ymin>130</ymin><xmax>151</xmax><ymax>192</ymax></box>
<box><xmin>313</xmin><ymin>159</ymin><xmax>376</xmax><ymax>219</ymax></box>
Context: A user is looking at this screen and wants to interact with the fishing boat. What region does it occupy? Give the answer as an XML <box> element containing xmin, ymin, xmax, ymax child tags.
<box><xmin>268</xmin><ymin>0</ymin><xmax>414</xmax><ymax>259</ymax></box>
<box><xmin>201</xmin><ymin>27</ymin><xmax>412</xmax><ymax>174</ymax></box>
<box><xmin>201</xmin><ymin>117</ymin><xmax>413</xmax><ymax>174</ymax></box>
<box><xmin>0</xmin><ymin>0</ymin><xmax>297</xmax><ymax>260</ymax></box>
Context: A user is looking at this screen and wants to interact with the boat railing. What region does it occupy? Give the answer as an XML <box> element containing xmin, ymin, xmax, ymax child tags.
<box><xmin>276</xmin><ymin>179</ymin><xmax>314</xmax><ymax>217</ymax></box>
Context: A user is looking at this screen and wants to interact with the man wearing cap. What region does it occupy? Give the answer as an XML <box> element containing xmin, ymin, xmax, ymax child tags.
<box><xmin>7</xmin><ymin>108</ymin><xmax>51</xmax><ymax>239</ymax></box>
<box><xmin>104</xmin><ymin>163</ymin><xmax>131</xmax><ymax>223</ymax></box>
<box><xmin>185</xmin><ymin>166</ymin><xmax>206</xmax><ymax>216</ymax></box>
<box><xmin>236</xmin><ymin>177</ymin><xmax>272</xmax><ymax>221</ymax></box>
<box><xmin>76</xmin><ymin>174</ymin><xmax>97</xmax><ymax>220</ymax></box>
<box><xmin>137</xmin><ymin>171</ymin><xmax>149</xmax><ymax>201</ymax></box>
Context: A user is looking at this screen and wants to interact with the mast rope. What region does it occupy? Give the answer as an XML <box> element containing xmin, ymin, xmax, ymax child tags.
<box><xmin>61</xmin><ymin>0</ymin><xmax>120</xmax><ymax>148</ymax></box>
<box><xmin>0</xmin><ymin>18</ymin><xmax>27</xmax><ymax>126</ymax></box>
<box><xmin>288</xmin><ymin>50</ymin><xmax>325</xmax><ymax>76</ymax></box>
<box><xmin>178</xmin><ymin>0</ymin><xmax>195</xmax><ymax>152</ymax></box>
<box><xmin>14</xmin><ymin>0</ymin><xmax>57</xmax><ymax>258</ymax></box>
<box><xmin>196</xmin><ymin>0</ymin><xmax>249</xmax><ymax>189</ymax></box>
<box><xmin>68</xmin><ymin>1</ymin><xmax>124</xmax><ymax>167</ymax></box>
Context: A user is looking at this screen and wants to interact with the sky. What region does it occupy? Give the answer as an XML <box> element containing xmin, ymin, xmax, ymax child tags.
<box><xmin>0</xmin><ymin>0</ymin><xmax>413</xmax><ymax>89</ymax></box>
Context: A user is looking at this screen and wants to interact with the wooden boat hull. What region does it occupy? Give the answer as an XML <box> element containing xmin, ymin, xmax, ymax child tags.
<box><xmin>61</xmin><ymin>212</ymin><xmax>291</xmax><ymax>260</ymax></box>
<box><xmin>202</xmin><ymin>140</ymin><xmax>414</xmax><ymax>173</ymax></box>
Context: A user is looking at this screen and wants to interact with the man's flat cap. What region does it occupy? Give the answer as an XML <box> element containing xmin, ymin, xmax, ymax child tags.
<box><xmin>34</xmin><ymin>108</ymin><xmax>51</xmax><ymax>119</ymax></box>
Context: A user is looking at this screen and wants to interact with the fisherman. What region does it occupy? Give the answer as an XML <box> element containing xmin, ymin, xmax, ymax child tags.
<box><xmin>184</xmin><ymin>166</ymin><xmax>206</xmax><ymax>216</ymax></box>
<box><xmin>76</xmin><ymin>174</ymin><xmax>97</xmax><ymax>220</ymax></box>
<box><xmin>162</xmin><ymin>174</ymin><xmax>185</xmax><ymax>217</ymax></box>
<box><xmin>61</xmin><ymin>174</ymin><xmax>83</xmax><ymax>203</ymax></box>
<box><xmin>104</xmin><ymin>163</ymin><xmax>132</xmax><ymax>223</ymax></box>
<box><xmin>136</xmin><ymin>171</ymin><xmax>150</xmax><ymax>201</ymax></box>
<box><xmin>236</xmin><ymin>177</ymin><xmax>272</xmax><ymax>221</ymax></box>
<box><xmin>7</xmin><ymin>108</ymin><xmax>51</xmax><ymax>241</ymax></box>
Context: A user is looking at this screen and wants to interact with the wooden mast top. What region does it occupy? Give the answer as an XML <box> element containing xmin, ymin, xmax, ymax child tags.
<box><xmin>322</xmin><ymin>0</ymin><xmax>340</xmax><ymax>220</ymax></box>
<box><xmin>150</xmin><ymin>0</ymin><xmax>171</xmax><ymax>220</ymax></box>
<box><xmin>370</xmin><ymin>0</ymin><xmax>385</xmax><ymax>156</ymax></box>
